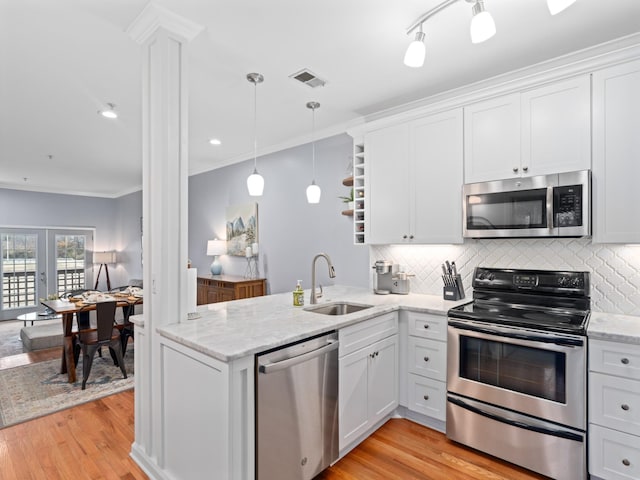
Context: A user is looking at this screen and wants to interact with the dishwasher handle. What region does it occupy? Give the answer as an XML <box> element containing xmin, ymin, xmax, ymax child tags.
<box><xmin>258</xmin><ymin>339</ymin><xmax>338</xmax><ymax>374</ymax></box>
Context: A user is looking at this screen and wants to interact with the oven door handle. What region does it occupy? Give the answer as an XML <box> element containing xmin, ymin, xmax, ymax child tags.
<box><xmin>448</xmin><ymin>320</ymin><xmax>583</xmax><ymax>347</ymax></box>
<box><xmin>447</xmin><ymin>396</ymin><xmax>584</xmax><ymax>442</ymax></box>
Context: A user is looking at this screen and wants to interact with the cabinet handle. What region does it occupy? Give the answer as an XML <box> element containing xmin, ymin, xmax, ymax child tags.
<box><xmin>423</xmin><ymin>395</ymin><xmax>430</xmax><ymax>401</ymax></box>
<box><xmin>402</xmin><ymin>234</ymin><xmax>408</xmax><ymax>239</ymax></box>
<box><xmin>522</xmin><ymin>166</ymin><xmax>529</xmax><ymax>172</ymax></box>
<box><xmin>423</xmin><ymin>324</ymin><xmax>430</xmax><ymax>329</ymax></box>
<box><xmin>423</xmin><ymin>356</ymin><xmax>430</xmax><ymax>362</ymax></box>
<box><xmin>621</xmin><ymin>404</ymin><xmax>630</xmax><ymax>411</ymax></box>
<box><xmin>409</xmin><ymin>235</ymin><xmax>414</xmax><ymax>240</ymax></box>
<box><xmin>621</xmin><ymin>357</ymin><xmax>630</xmax><ymax>365</ymax></box>
<box><xmin>513</xmin><ymin>167</ymin><xmax>519</xmax><ymax>173</ymax></box>
<box><xmin>622</xmin><ymin>459</ymin><xmax>631</xmax><ymax>467</ymax></box>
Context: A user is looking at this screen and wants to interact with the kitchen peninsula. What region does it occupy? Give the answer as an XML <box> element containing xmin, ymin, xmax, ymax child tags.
<box><xmin>129</xmin><ymin>286</ymin><xmax>469</xmax><ymax>480</ymax></box>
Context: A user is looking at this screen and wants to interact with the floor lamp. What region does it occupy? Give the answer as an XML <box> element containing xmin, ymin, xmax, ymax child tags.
<box><xmin>94</xmin><ymin>251</ymin><xmax>116</xmax><ymax>291</ymax></box>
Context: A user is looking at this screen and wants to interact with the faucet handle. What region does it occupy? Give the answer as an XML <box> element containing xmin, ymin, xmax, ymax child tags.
<box><xmin>316</xmin><ymin>284</ymin><xmax>323</xmax><ymax>299</ymax></box>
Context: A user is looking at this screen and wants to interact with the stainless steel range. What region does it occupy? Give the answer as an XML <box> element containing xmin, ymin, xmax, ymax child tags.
<box><xmin>446</xmin><ymin>267</ymin><xmax>590</xmax><ymax>480</ymax></box>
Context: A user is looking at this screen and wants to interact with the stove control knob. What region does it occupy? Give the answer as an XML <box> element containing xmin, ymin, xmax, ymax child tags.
<box><xmin>487</xmin><ymin>273</ymin><xmax>495</xmax><ymax>281</ymax></box>
<box><xmin>571</xmin><ymin>277</ymin><xmax>583</xmax><ymax>288</ymax></box>
<box><xmin>558</xmin><ymin>276</ymin><xmax>570</xmax><ymax>287</ymax></box>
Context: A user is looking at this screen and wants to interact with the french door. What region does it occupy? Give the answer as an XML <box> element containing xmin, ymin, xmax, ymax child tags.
<box><xmin>0</xmin><ymin>228</ymin><xmax>94</xmax><ymax>321</ymax></box>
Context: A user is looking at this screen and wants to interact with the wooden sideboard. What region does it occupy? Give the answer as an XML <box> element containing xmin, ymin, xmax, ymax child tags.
<box><xmin>197</xmin><ymin>275</ymin><xmax>266</xmax><ymax>305</ymax></box>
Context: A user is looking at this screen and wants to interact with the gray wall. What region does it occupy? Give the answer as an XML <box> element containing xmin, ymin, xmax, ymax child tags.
<box><xmin>0</xmin><ymin>188</ymin><xmax>138</xmax><ymax>290</ymax></box>
<box><xmin>0</xmin><ymin>132</ymin><xmax>370</xmax><ymax>298</ymax></box>
<box><xmin>188</xmin><ymin>133</ymin><xmax>370</xmax><ymax>294</ymax></box>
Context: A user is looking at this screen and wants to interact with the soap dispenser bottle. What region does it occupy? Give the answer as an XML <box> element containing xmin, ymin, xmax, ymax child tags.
<box><xmin>293</xmin><ymin>280</ymin><xmax>304</xmax><ymax>307</ymax></box>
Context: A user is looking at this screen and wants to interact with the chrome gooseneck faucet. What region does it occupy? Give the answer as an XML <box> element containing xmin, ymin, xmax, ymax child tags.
<box><xmin>310</xmin><ymin>253</ymin><xmax>336</xmax><ymax>304</ymax></box>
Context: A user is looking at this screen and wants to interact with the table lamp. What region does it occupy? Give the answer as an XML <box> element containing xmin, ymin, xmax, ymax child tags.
<box><xmin>94</xmin><ymin>251</ymin><xmax>117</xmax><ymax>290</ymax></box>
<box><xmin>207</xmin><ymin>239</ymin><xmax>226</xmax><ymax>275</ymax></box>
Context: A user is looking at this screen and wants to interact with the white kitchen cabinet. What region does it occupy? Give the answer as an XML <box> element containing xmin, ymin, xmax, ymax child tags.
<box><xmin>404</xmin><ymin>311</ymin><xmax>448</xmax><ymax>427</ymax></box>
<box><xmin>339</xmin><ymin>313</ymin><xmax>398</xmax><ymax>452</ymax></box>
<box><xmin>589</xmin><ymin>338</ymin><xmax>640</xmax><ymax>480</ymax></box>
<box><xmin>592</xmin><ymin>59</ymin><xmax>640</xmax><ymax>243</ymax></box>
<box><xmin>366</xmin><ymin>108</ymin><xmax>463</xmax><ymax>244</ymax></box>
<box><xmin>464</xmin><ymin>75</ymin><xmax>591</xmax><ymax>183</ymax></box>
<box><xmin>464</xmin><ymin>93</ymin><xmax>521</xmax><ymax>183</ymax></box>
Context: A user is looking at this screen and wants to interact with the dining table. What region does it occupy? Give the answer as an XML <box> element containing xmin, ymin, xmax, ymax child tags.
<box><xmin>41</xmin><ymin>292</ymin><xmax>142</xmax><ymax>384</ymax></box>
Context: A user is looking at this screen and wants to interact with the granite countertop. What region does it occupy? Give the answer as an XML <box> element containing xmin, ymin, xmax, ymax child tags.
<box><xmin>149</xmin><ymin>285</ymin><xmax>469</xmax><ymax>363</ymax></box>
<box><xmin>587</xmin><ymin>311</ymin><xmax>640</xmax><ymax>345</ymax></box>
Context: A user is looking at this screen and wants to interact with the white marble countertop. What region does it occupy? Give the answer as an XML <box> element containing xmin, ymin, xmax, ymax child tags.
<box><xmin>148</xmin><ymin>285</ymin><xmax>469</xmax><ymax>362</ymax></box>
<box><xmin>587</xmin><ymin>311</ymin><xmax>640</xmax><ymax>345</ymax></box>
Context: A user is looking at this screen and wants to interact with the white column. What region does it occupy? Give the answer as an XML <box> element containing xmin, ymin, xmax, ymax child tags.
<box><xmin>127</xmin><ymin>3</ymin><xmax>203</xmax><ymax>473</ymax></box>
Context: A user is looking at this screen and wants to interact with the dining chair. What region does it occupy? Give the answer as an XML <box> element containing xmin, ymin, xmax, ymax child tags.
<box><xmin>74</xmin><ymin>300</ymin><xmax>127</xmax><ymax>390</ymax></box>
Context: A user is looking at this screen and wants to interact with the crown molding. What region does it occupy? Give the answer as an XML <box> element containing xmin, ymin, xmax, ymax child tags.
<box><xmin>127</xmin><ymin>2</ymin><xmax>204</xmax><ymax>45</ymax></box>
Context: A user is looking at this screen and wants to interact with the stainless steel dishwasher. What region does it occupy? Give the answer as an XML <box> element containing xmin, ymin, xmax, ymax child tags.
<box><xmin>256</xmin><ymin>331</ymin><xmax>339</xmax><ymax>480</ymax></box>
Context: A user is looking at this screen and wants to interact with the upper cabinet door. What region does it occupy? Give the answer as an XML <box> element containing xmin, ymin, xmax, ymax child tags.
<box><xmin>411</xmin><ymin>109</ymin><xmax>463</xmax><ymax>244</ymax></box>
<box><xmin>366</xmin><ymin>123</ymin><xmax>411</xmax><ymax>244</ymax></box>
<box><xmin>521</xmin><ymin>75</ymin><xmax>591</xmax><ymax>176</ymax></box>
<box><xmin>592</xmin><ymin>60</ymin><xmax>640</xmax><ymax>244</ymax></box>
<box><xmin>464</xmin><ymin>93</ymin><xmax>521</xmax><ymax>183</ymax></box>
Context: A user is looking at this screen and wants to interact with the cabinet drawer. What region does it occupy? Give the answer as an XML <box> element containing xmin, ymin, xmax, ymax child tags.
<box><xmin>406</xmin><ymin>311</ymin><xmax>447</xmax><ymax>341</ymax></box>
<box><xmin>408</xmin><ymin>337</ymin><xmax>446</xmax><ymax>382</ymax></box>
<box><xmin>589</xmin><ymin>424</ymin><xmax>640</xmax><ymax>480</ymax></box>
<box><xmin>590</xmin><ymin>339</ymin><xmax>640</xmax><ymax>380</ymax></box>
<box><xmin>339</xmin><ymin>312</ymin><xmax>398</xmax><ymax>357</ymax></box>
<box><xmin>407</xmin><ymin>373</ymin><xmax>446</xmax><ymax>421</ymax></box>
<box><xmin>590</xmin><ymin>372</ymin><xmax>640</xmax><ymax>436</ymax></box>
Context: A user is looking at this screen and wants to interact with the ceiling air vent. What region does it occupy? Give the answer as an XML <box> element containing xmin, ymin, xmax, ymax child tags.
<box><xmin>289</xmin><ymin>69</ymin><xmax>327</xmax><ymax>88</ymax></box>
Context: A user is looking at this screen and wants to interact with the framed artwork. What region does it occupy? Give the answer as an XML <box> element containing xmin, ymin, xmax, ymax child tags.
<box><xmin>226</xmin><ymin>203</ymin><xmax>258</xmax><ymax>256</ymax></box>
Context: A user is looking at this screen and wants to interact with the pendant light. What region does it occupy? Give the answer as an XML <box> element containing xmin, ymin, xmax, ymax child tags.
<box><xmin>246</xmin><ymin>73</ymin><xmax>264</xmax><ymax>196</ymax></box>
<box><xmin>403</xmin><ymin>25</ymin><xmax>426</xmax><ymax>68</ymax></box>
<box><xmin>547</xmin><ymin>0</ymin><xmax>577</xmax><ymax>15</ymax></box>
<box><xmin>306</xmin><ymin>101</ymin><xmax>321</xmax><ymax>204</ymax></box>
<box><xmin>468</xmin><ymin>0</ymin><xmax>496</xmax><ymax>44</ymax></box>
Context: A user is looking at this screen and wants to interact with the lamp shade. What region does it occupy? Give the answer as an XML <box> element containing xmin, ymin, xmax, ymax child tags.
<box><xmin>247</xmin><ymin>170</ymin><xmax>265</xmax><ymax>196</ymax></box>
<box><xmin>207</xmin><ymin>239</ymin><xmax>226</xmax><ymax>256</ymax></box>
<box><xmin>306</xmin><ymin>182</ymin><xmax>321</xmax><ymax>204</ymax></box>
<box><xmin>547</xmin><ymin>0</ymin><xmax>577</xmax><ymax>15</ymax></box>
<box><xmin>404</xmin><ymin>31</ymin><xmax>426</xmax><ymax>68</ymax></box>
<box><xmin>94</xmin><ymin>251</ymin><xmax>116</xmax><ymax>264</ymax></box>
<box><xmin>470</xmin><ymin>6</ymin><xmax>496</xmax><ymax>44</ymax></box>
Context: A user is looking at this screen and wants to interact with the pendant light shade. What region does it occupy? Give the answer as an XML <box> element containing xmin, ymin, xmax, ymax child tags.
<box><xmin>469</xmin><ymin>0</ymin><xmax>496</xmax><ymax>44</ymax></box>
<box><xmin>306</xmin><ymin>181</ymin><xmax>321</xmax><ymax>204</ymax></box>
<box><xmin>404</xmin><ymin>30</ymin><xmax>426</xmax><ymax>68</ymax></box>
<box><xmin>547</xmin><ymin>0</ymin><xmax>577</xmax><ymax>15</ymax></box>
<box><xmin>246</xmin><ymin>73</ymin><xmax>264</xmax><ymax>197</ymax></box>
<box><xmin>306</xmin><ymin>101</ymin><xmax>322</xmax><ymax>204</ymax></box>
<box><xmin>247</xmin><ymin>168</ymin><xmax>265</xmax><ymax>196</ymax></box>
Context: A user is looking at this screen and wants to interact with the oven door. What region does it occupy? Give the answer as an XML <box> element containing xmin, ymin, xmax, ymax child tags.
<box><xmin>447</xmin><ymin>319</ymin><xmax>586</xmax><ymax>430</ymax></box>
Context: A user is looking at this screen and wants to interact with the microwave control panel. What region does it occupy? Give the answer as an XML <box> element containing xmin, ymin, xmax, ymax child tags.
<box><xmin>554</xmin><ymin>185</ymin><xmax>583</xmax><ymax>227</ymax></box>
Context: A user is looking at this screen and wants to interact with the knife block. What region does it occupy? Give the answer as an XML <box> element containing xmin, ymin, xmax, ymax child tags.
<box><xmin>443</xmin><ymin>274</ymin><xmax>465</xmax><ymax>301</ymax></box>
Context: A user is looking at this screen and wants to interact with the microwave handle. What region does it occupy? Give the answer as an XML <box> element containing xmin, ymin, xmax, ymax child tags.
<box><xmin>546</xmin><ymin>186</ymin><xmax>554</xmax><ymax>232</ymax></box>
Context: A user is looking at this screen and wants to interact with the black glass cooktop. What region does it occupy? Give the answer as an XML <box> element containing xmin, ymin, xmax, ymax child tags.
<box><xmin>448</xmin><ymin>301</ymin><xmax>589</xmax><ymax>334</ymax></box>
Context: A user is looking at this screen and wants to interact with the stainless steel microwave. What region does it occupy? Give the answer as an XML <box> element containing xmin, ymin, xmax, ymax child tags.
<box><xmin>463</xmin><ymin>170</ymin><xmax>591</xmax><ymax>238</ymax></box>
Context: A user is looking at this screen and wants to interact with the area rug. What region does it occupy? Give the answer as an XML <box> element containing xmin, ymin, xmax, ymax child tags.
<box><xmin>0</xmin><ymin>348</ymin><xmax>134</xmax><ymax>428</ymax></box>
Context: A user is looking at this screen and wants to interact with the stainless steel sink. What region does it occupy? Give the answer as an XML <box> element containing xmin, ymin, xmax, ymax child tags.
<box><xmin>304</xmin><ymin>302</ymin><xmax>373</xmax><ymax>316</ymax></box>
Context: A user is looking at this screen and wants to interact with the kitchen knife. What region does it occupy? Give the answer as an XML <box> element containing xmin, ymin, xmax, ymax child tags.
<box><xmin>442</xmin><ymin>264</ymin><xmax>448</xmax><ymax>276</ymax></box>
<box><xmin>451</xmin><ymin>261</ymin><xmax>458</xmax><ymax>277</ymax></box>
<box><xmin>445</xmin><ymin>260</ymin><xmax>452</xmax><ymax>275</ymax></box>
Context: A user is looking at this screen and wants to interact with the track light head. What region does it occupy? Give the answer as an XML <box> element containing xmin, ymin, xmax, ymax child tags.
<box><xmin>404</xmin><ymin>29</ymin><xmax>426</xmax><ymax>68</ymax></box>
<box><xmin>468</xmin><ymin>0</ymin><xmax>496</xmax><ymax>44</ymax></box>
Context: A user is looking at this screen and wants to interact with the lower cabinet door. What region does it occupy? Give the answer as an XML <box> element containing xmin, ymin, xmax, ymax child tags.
<box><xmin>407</xmin><ymin>373</ymin><xmax>446</xmax><ymax>421</ymax></box>
<box><xmin>589</xmin><ymin>424</ymin><xmax>640</xmax><ymax>480</ymax></box>
<box><xmin>368</xmin><ymin>335</ymin><xmax>399</xmax><ymax>426</ymax></box>
<box><xmin>339</xmin><ymin>345</ymin><xmax>370</xmax><ymax>451</ymax></box>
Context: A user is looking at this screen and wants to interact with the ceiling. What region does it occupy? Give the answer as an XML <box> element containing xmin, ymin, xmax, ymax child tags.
<box><xmin>1</xmin><ymin>0</ymin><xmax>639</xmax><ymax>198</ymax></box>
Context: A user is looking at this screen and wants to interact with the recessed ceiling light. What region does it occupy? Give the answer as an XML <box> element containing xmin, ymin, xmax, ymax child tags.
<box><xmin>99</xmin><ymin>103</ymin><xmax>118</xmax><ymax>119</ymax></box>
<box><xmin>209</xmin><ymin>138</ymin><xmax>221</xmax><ymax>145</ymax></box>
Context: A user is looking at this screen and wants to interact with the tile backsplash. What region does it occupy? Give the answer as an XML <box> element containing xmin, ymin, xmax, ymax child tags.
<box><xmin>371</xmin><ymin>238</ymin><xmax>640</xmax><ymax>315</ymax></box>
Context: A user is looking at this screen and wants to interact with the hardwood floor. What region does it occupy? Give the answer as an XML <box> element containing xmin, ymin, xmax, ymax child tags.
<box><xmin>317</xmin><ymin>419</ymin><xmax>546</xmax><ymax>480</ymax></box>
<box><xmin>0</xmin><ymin>346</ymin><xmax>59</xmax><ymax>371</ymax></box>
<box><xmin>0</xmin><ymin>350</ymin><xmax>545</xmax><ymax>479</ymax></box>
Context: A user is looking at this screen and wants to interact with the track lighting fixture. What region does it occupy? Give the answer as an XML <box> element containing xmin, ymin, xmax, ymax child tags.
<box><xmin>246</xmin><ymin>73</ymin><xmax>265</xmax><ymax>197</ymax></box>
<box><xmin>404</xmin><ymin>0</ymin><xmax>576</xmax><ymax>67</ymax></box>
